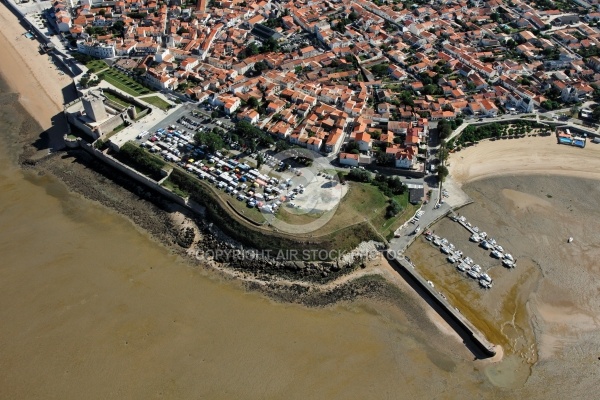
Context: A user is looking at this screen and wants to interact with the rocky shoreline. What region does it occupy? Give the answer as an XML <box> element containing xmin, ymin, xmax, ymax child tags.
<box><xmin>21</xmin><ymin>145</ymin><xmax>402</xmax><ymax>307</ymax></box>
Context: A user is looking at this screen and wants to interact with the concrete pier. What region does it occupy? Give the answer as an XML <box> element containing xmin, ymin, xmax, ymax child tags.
<box><xmin>387</xmin><ymin>253</ymin><xmax>497</xmax><ymax>357</ymax></box>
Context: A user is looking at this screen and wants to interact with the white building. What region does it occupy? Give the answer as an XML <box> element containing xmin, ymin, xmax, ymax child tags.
<box><xmin>339</xmin><ymin>152</ymin><xmax>359</xmax><ymax>167</ymax></box>
<box><xmin>77</xmin><ymin>39</ymin><xmax>116</xmax><ymax>59</ymax></box>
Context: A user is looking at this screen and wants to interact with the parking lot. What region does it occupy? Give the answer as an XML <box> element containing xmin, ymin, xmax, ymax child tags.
<box><xmin>127</xmin><ymin>118</ymin><xmax>349</xmax><ymax>221</ymax></box>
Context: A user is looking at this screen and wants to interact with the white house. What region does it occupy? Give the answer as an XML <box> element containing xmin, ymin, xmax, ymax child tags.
<box><xmin>77</xmin><ymin>39</ymin><xmax>116</xmax><ymax>59</ymax></box>
<box><xmin>355</xmin><ymin>132</ymin><xmax>372</xmax><ymax>152</ymax></box>
<box><xmin>339</xmin><ymin>152</ymin><xmax>359</xmax><ymax>167</ymax></box>
<box><xmin>306</xmin><ymin>136</ymin><xmax>323</xmax><ymax>153</ymax></box>
<box><xmin>394</xmin><ymin>146</ymin><xmax>416</xmax><ymax>169</ymax></box>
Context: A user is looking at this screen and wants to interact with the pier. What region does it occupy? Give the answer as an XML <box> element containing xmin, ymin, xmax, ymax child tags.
<box><xmin>387</xmin><ymin>254</ymin><xmax>497</xmax><ymax>357</ymax></box>
<box><xmin>387</xmin><ymin>187</ymin><xmax>498</xmax><ymax>358</ymax></box>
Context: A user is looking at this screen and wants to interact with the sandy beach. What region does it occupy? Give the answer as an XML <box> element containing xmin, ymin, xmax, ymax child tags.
<box><xmin>407</xmin><ymin>129</ymin><xmax>600</xmax><ymax>393</ymax></box>
<box><xmin>448</xmin><ymin>134</ymin><xmax>600</xmax><ymax>185</ymax></box>
<box><xmin>0</xmin><ymin>4</ymin><xmax>70</xmax><ymax>129</ymax></box>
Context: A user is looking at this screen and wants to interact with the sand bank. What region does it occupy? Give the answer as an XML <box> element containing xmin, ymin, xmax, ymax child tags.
<box><xmin>448</xmin><ymin>135</ymin><xmax>600</xmax><ymax>185</ymax></box>
<box><xmin>0</xmin><ymin>4</ymin><xmax>70</xmax><ymax>129</ymax></box>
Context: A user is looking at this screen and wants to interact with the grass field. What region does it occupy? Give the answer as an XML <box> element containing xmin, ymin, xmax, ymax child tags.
<box><xmin>142</xmin><ymin>95</ymin><xmax>171</xmax><ymax>111</ymax></box>
<box><xmin>99</xmin><ymin>69</ymin><xmax>151</xmax><ymax>97</ymax></box>
<box><xmin>232</xmin><ymin>180</ymin><xmax>414</xmax><ymax>241</ymax></box>
<box><xmin>103</xmin><ymin>91</ymin><xmax>143</xmax><ymax>114</ymax></box>
<box><xmin>85</xmin><ymin>60</ymin><xmax>108</xmax><ymax>73</ymax></box>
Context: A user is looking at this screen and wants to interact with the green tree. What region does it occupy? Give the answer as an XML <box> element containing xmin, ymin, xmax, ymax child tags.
<box><xmin>347</xmin><ymin>169</ymin><xmax>371</xmax><ymax>183</ymax></box>
<box><xmin>423</xmin><ymin>84</ymin><xmax>439</xmax><ymax>95</ymax></box>
<box><xmin>437</xmin><ymin>165</ymin><xmax>449</xmax><ymax>182</ymax></box>
<box><xmin>254</xmin><ymin>61</ymin><xmax>268</xmax><ymax>72</ymax></box>
<box><xmin>247</xmin><ymin>96</ymin><xmax>259</xmax><ymax>109</ymax></box>
<box><xmin>194</xmin><ymin>131</ymin><xmax>224</xmax><ymax>153</ymax></box>
<box><xmin>386</xmin><ymin>199</ymin><xmax>402</xmax><ymax>218</ymax></box>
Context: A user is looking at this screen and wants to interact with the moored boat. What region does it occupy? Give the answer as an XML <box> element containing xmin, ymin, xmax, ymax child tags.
<box><xmin>491</xmin><ymin>249</ymin><xmax>503</xmax><ymax>259</ymax></box>
<box><xmin>502</xmin><ymin>259</ymin><xmax>516</xmax><ymax>268</ymax></box>
<box><xmin>467</xmin><ymin>269</ymin><xmax>480</xmax><ymax>279</ymax></box>
<box><xmin>479</xmin><ymin>279</ymin><xmax>493</xmax><ymax>289</ymax></box>
<box><xmin>470</xmin><ymin>233</ymin><xmax>481</xmax><ymax>243</ymax></box>
<box><xmin>480</xmin><ymin>240</ymin><xmax>493</xmax><ymax>250</ymax></box>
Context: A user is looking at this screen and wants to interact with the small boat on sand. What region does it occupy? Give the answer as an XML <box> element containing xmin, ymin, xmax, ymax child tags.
<box><xmin>447</xmin><ymin>256</ymin><xmax>457</xmax><ymax>263</ymax></box>
<box><xmin>467</xmin><ymin>269</ymin><xmax>480</xmax><ymax>279</ymax></box>
<box><xmin>470</xmin><ymin>234</ymin><xmax>481</xmax><ymax>243</ymax></box>
<box><xmin>491</xmin><ymin>250</ymin><xmax>504</xmax><ymax>259</ymax></box>
<box><xmin>502</xmin><ymin>259</ymin><xmax>516</xmax><ymax>268</ymax></box>
<box><xmin>480</xmin><ymin>240</ymin><xmax>493</xmax><ymax>250</ymax></box>
<box><xmin>479</xmin><ymin>279</ymin><xmax>493</xmax><ymax>289</ymax></box>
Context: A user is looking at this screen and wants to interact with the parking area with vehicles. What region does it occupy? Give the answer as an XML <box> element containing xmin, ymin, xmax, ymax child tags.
<box><xmin>112</xmin><ymin>101</ymin><xmax>418</xmax><ymax>243</ymax></box>
<box><xmin>134</xmin><ymin>115</ymin><xmax>348</xmax><ymax>224</ymax></box>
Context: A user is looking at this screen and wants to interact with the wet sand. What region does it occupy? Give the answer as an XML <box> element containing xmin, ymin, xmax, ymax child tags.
<box><xmin>407</xmin><ymin>174</ymin><xmax>600</xmax><ymax>394</ymax></box>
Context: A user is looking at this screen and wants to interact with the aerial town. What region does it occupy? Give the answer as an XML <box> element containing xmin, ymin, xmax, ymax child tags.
<box><xmin>33</xmin><ymin>0</ymin><xmax>600</xmax><ymax>166</ymax></box>
<box><xmin>5</xmin><ymin>0</ymin><xmax>600</xmax><ymax>394</ymax></box>
<box><xmin>10</xmin><ymin>0</ymin><xmax>597</xmax><ymax>270</ymax></box>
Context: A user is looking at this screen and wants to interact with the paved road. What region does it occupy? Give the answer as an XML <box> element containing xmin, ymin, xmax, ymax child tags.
<box><xmin>387</xmin><ymin>188</ymin><xmax>453</xmax><ymax>254</ymax></box>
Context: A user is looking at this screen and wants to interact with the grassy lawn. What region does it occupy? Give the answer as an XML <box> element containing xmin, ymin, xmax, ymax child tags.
<box><xmin>142</xmin><ymin>95</ymin><xmax>171</xmax><ymax>111</ymax></box>
<box><xmin>85</xmin><ymin>60</ymin><xmax>109</xmax><ymax>73</ymax></box>
<box><xmin>103</xmin><ymin>91</ymin><xmax>133</xmax><ymax>108</ymax></box>
<box><xmin>99</xmin><ymin>69</ymin><xmax>152</xmax><ymax>97</ymax></box>
<box><xmin>256</xmin><ymin>181</ymin><xmax>414</xmax><ymax>241</ymax></box>
<box><xmin>103</xmin><ymin>91</ymin><xmax>144</xmax><ymax>114</ymax></box>
<box><xmin>163</xmin><ymin>178</ymin><xmax>189</xmax><ymax>198</ymax></box>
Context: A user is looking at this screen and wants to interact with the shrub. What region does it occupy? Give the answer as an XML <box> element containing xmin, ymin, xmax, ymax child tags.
<box><xmin>115</xmin><ymin>142</ymin><xmax>165</xmax><ymax>180</ymax></box>
<box><xmin>386</xmin><ymin>199</ymin><xmax>402</xmax><ymax>218</ymax></box>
